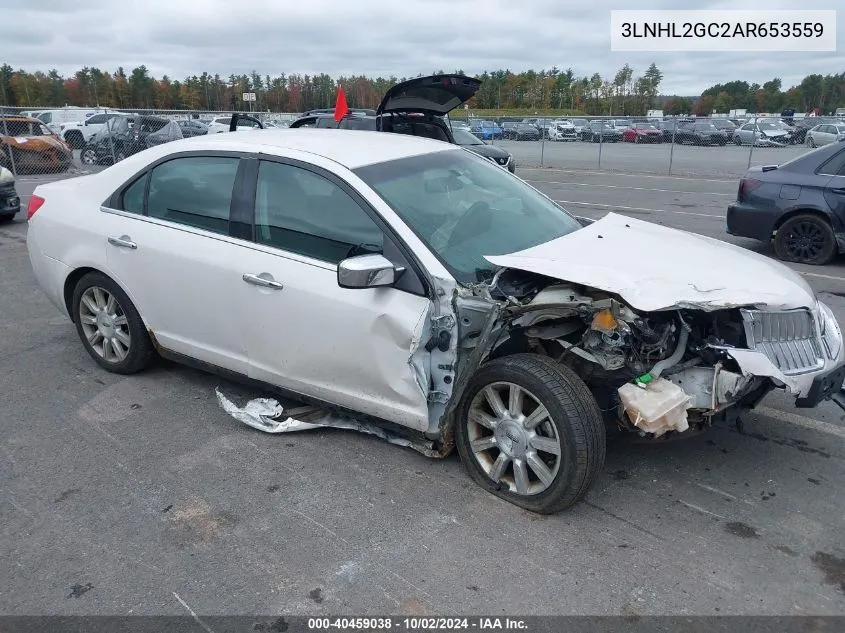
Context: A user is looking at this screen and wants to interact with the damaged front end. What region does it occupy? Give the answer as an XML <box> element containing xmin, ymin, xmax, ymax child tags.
<box><xmin>447</xmin><ymin>267</ymin><xmax>844</xmax><ymax>441</ymax></box>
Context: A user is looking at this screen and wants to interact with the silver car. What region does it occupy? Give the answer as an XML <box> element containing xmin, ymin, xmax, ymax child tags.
<box><xmin>733</xmin><ymin>121</ymin><xmax>791</xmax><ymax>146</ymax></box>
<box><xmin>806</xmin><ymin>123</ymin><xmax>845</xmax><ymax>148</ymax></box>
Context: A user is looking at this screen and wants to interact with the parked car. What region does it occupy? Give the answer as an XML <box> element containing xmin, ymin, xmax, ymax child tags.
<box><xmin>0</xmin><ymin>166</ymin><xmax>20</xmax><ymax>221</ymax></box>
<box><xmin>207</xmin><ymin>116</ymin><xmax>263</xmax><ymax>133</ymax></box>
<box><xmin>570</xmin><ymin>118</ymin><xmax>589</xmax><ymax>136</ymax></box>
<box><xmin>0</xmin><ymin>115</ymin><xmax>73</xmax><ymax>174</ymax></box>
<box><xmin>548</xmin><ymin>120</ymin><xmax>577</xmax><ymax>142</ymax></box>
<box><xmin>522</xmin><ymin>118</ymin><xmax>553</xmax><ymax>139</ymax></box>
<box><xmin>580</xmin><ymin>121</ymin><xmax>622</xmax><ymax>142</ymax></box>
<box><xmin>805</xmin><ymin>123</ymin><xmax>845</xmax><ymax>148</ymax></box>
<box><xmin>32</xmin><ymin>108</ymin><xmax>100</xmax><ymax>135</ymax></box>
<box><xmin>658</xmin><ymin>119</ymin><xmax>694</xmax><ymax>142</ymax></box>
<box><xmin>509</xmin><ymin>123</ymin><xmax>541</xmax><ymax>141</ymax></box>
<box><xmin>471</xmin><ymin>120</ymin><xmax>503</xmax><ymax>140</ymax></box>
<box><xmin>675</xmin><ymin>122</ymin><xmax>727</xmax><ymax>146</ymax></box>
<box><xmin>176</xmin><ymin>120</ymin><xmax>210</xmax><ymax>137</ymax></box>
<box><xmin>27</xmin><ymin>129</ymin><xmax>845</xmax><ymax>514</ymax></box>
<box><xmin>451</xmin><ymin>128</ymin><xmax>515</xmax><ymax>172</ymax></box>
<box><xmin>622</xmin><ymin>123</ymin><xmax>662</xmax><ymax>143</ymax></box>
<box><xmin>733</xmin><ymin>121</ymin><xmax>791</xmax><ymax>146</ymax></box>
<box><xmin>60</xmin><ymin>112</ymin><xmax>122</xmax><ymax>149</ymax></box>
<box><xmin>289</xmin><ymin>74</ymin><xmax>481</xmax><ymax>145</ymax></box>
<box><xmin>500</xmin><ymin>122</ymin><xmax>519</xmax><ymax>139</ymax></box>
<box><xmin>710</xmin><ymin>119</ymin><xmax>737</xmax><ymax>135</ymax></box>
<box><xmin>80</xmin><ymin>115</ymin><xmax>183</xmax><ymax>165</ymax></box>
<box><xmin>727</xmin><ymin>142</ymin><xmax>845</xmax><ymax>264</ymax></box>
<box><xmin>612</xmin><ymin>119</ymin><xmax>632</xmax><ymax>129</ymax></box>
<box><xmin>447</xmin><ymin>119</ymin><xmax>471</xmax><ymax>131</ymax></box>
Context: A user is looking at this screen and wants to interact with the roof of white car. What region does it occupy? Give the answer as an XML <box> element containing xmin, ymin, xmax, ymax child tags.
<box><xmin>171</xmin><ymin>129</ymin><xmax>455</xmax><ymax>169</ymax></box>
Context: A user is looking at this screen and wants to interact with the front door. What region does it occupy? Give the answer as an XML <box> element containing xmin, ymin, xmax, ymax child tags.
<box><xmin>235</xmin><ymin>158</ymin><xmax>433</xmax><ymax>430</ymax></box>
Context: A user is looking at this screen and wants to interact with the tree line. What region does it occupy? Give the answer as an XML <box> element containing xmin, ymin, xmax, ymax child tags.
<box><xmin>1</xmin><ymin>62</ymin><xmax>842</xmax><ymax>115</ymax></box>
<box><xmin>0</xmin><ymin>63</ymin><xmax>662</xmax><ymax>115</ymax></box>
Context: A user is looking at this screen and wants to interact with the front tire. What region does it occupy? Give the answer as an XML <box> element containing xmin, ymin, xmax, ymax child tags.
<box><xmin>773</xmin><ymin>214</ymin><xmax>837</xmax><ymax>265</ymax></box>
<box><xmin>455</xmin><ymin>354</ymin><xmax>606</xmax><ymax>514</ymax></box>
<box><xmin>72</xmin><ymin>272</ymin><xmax>155</xmax><ymax>374</ymax></box>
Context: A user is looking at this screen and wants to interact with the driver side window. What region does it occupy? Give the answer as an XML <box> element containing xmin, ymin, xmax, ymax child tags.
<box><xmin>254</xmin><ymin>160</ymin><xmax>384</xmax><ymax>264</ymax></box>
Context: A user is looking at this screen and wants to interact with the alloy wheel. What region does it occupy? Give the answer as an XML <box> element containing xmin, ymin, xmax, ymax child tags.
<box><xmin>782</xmin><ymin>220</ymin><xmax>827</xmax><ymax>261</ymax></box>
<box><xmin>466</xmin><ymin>381</ymin><xmax>562</xmax><ymax>496</ymax></box>
<box><xmin>78</xmin><ymin>286</ymin><xmax>132</xmax><ymax>363</ymax></box>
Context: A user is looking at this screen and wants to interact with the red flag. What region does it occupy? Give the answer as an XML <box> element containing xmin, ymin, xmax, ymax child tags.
<box><xmin>334</xmin><ymin>84</ymin><xmax>349</xmax><ymax>122</ymax></box>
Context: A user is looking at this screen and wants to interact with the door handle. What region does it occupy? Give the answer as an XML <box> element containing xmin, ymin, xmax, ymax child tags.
<box><xmin>242</xmin><ymin>273</ymin><xmax>284</xmax><ymax>289</ymax></box>
<box><xmin>831</xmin><ymin>188</ymin><xmax>845</xmax><ymax>195</ymax></box>
<box><xmin>108</xmin><ymin>236</ymin><xmax>137</xmax><ymax>249</ymax></box>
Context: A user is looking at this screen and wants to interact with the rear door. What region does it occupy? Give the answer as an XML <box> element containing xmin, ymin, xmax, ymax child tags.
<box><xmin>101</xmin><ymin>153</ymin><xmax>250</xmax><ymax>374</ymax></box>
<box><xmin>821</xmin><ymin>148</ymin><xmax>845</xmax><ymax>220</ymax></box>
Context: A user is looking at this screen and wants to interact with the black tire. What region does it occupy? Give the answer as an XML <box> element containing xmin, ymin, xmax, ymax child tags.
<box><xmin>65</xmin><ymin>131</ymin><xmax>84</xmax><ymax>149</ymax></box>
<box><xmin>455</xmin><ymin>353</ymin><xmax>606</xmax><ymax>514</ymax></box>
<box><xmin>71</xmin><ymin>272</ymin><xmax>156</xmax><ymax>374</ymax></box>
<box><xmin>774</xmin><ymin>214</ymin><xmax>837</xmax><ymax>265</ymax></box>
<box><xmin>734</xmin><ymin>136</ymin><xmax>742</xmax><ymax>146</ymax></box>
<box><xmin>808</xmin><ymin>137</ymin><xmax>816</xmax><ymax>148</ymax></box>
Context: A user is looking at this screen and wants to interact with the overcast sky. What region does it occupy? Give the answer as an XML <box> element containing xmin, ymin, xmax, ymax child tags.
<box><xmin>3</xmin><ymin>0</ymin><xmax>843</xmax><ymax>95</ymax></box>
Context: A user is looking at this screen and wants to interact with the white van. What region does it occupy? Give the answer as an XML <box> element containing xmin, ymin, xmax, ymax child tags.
<box><xmin>33</xmin><ymin>108</ymin><xmax>101</xmax><ymax>134</ymax></box>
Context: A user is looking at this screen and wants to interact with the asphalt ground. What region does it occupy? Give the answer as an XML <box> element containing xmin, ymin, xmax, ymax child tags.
<box><xmin>3</xmin><ymin>152</ymin><xmax>845</xmax><ymax>617</ymax></box>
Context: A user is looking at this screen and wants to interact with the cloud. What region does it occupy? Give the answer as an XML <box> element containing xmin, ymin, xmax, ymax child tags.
<box><xmin>2</xmin><ymin>0</ymin><xmax>843</xmax><ymax>94</ymax></box>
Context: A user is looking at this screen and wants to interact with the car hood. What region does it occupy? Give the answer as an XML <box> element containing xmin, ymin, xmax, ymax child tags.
<box><xmin>377</xmin><ymin>74</ymin><xmax>480</xmax><ymax>116</ymax></box>
<box><xmin>485</xmin><ymin>213</ymin><xmax>815</xmax><ymax>313</ymax></box>
<box><xmin>462</xmin><ymin>144</ymin><xmax>510</xmax><ymax>159</ymax></box>
<box><xmin>0</xmin><ymin>134</ymin><xmax>69</xmax><ymax>154</ymax></box>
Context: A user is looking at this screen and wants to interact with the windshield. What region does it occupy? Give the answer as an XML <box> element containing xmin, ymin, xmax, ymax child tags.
<box><xmin>354</xmin><ymin>150</ymin><xmax>582</xmax><ymax>283</ymax></box>
<box><xmin>637</xmin><ymin>124</ymin><xmax>657</xmax><ymax>130</ymax></box>
<box><xmin>759</xmin><ymin>122</ymin><xmax>781</xmax><ymax>130</ymax></box>
<box><xmin>695</xmin><ymin>124</ymin><xmax>717</xmax><ymax>131</ymax></box>
<box><xmin>452</xmin><ymin>128</ymin><xmax>485</xmax><ymax>145</ymax></box>
<box><xmin>481</xmin><ymin>120</ymin><xmax>495</xmax><ymax>127</ymax></box>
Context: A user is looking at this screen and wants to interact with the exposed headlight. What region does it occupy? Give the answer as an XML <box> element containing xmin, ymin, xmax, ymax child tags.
<box><xmin>818</xmin><ymin>301</ymin><xmax>841</xmax><ymax>360</ymax></box>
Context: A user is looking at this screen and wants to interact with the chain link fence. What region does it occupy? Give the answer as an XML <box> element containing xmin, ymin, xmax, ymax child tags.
<box><xmin>3</xmin><ymin>106</ymin><xmax>840</xmax><ymax>181</ymax></box>
<box><xmin>458</xmin><ymin>113</ymin><xmax>839</xmax><ymax>178</ymax></box>
<box><xmin>0</xmin><ymin>106</ymin><xmax>299</xmax><ymax>179</ymax></box>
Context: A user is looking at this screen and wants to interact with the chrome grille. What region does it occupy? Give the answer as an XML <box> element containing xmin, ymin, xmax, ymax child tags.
<box><xmin>740</xmin><ymin>309</ymin><xmax>824</xmax><ymax>375</ymax></box>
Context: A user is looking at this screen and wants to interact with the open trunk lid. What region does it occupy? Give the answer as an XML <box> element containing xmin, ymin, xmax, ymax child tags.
<box><xmin>377</xmin><ymin>74</ymin><xmax>480</xmax><ymax>116</ymax></box>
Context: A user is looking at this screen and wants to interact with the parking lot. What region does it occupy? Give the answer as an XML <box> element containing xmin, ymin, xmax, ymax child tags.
<box><xmin>3</xmin><ymin>147</ymin><xmax>845</xmax><ymax>617</ymax></box>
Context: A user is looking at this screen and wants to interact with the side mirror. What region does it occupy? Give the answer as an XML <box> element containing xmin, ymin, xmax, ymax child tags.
<box><xmin>338</xmin><ymin>254</ymin><xmax>401</xmax><ymax>289</ymax></box>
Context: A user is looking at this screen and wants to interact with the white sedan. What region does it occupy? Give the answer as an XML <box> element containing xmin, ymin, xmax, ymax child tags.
<box><xmin>806</xmin><ymin>123</ymin><xmax>845</xmax><ymax>148</ymax></box>
<box><xmin>25</xmin><ymin>130</ymin><xmax>845</xmax><ymax>513</ymax></box>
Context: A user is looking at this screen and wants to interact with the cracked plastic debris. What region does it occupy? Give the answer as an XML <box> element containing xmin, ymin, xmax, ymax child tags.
<box><xmin>215</xmin><ymin>388</ymin><xmax>440</xmax><ymax>457</ymax></box>
<box><xmin>618</xmin><ymin>378</ymin><xmax>692</xmax><ymax>437</ymax></box>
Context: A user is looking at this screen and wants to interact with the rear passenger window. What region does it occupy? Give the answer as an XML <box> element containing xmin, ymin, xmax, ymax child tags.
<box><xmin>818</xmin><ymin>149</ymin><xmax>845</xmax><ymax>176</ymax></box>
<box><xmin>147</xmin><ymin>157</ymin><xmax>240</xmax><ymax>234</ymax></box>
<box><xmin>121</xmin><ymin>174</ymin><xmax>147</xmax><ymax>214</ymax></box>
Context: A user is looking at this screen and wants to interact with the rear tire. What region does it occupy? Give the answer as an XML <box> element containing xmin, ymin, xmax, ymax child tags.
<box><xmin>774</xmin><ymin>214</ymin><xmax>837</xmax><ymax>265</ymax></box>
<box><xmin>455</xmin><ymin>354</ymin><xmax>606</xmax><ymax>514</ymax></box>
<box><xmin>72</xmin><ymin>272</ymin><xmax>156</xmax><ymax>374</ymax></box>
